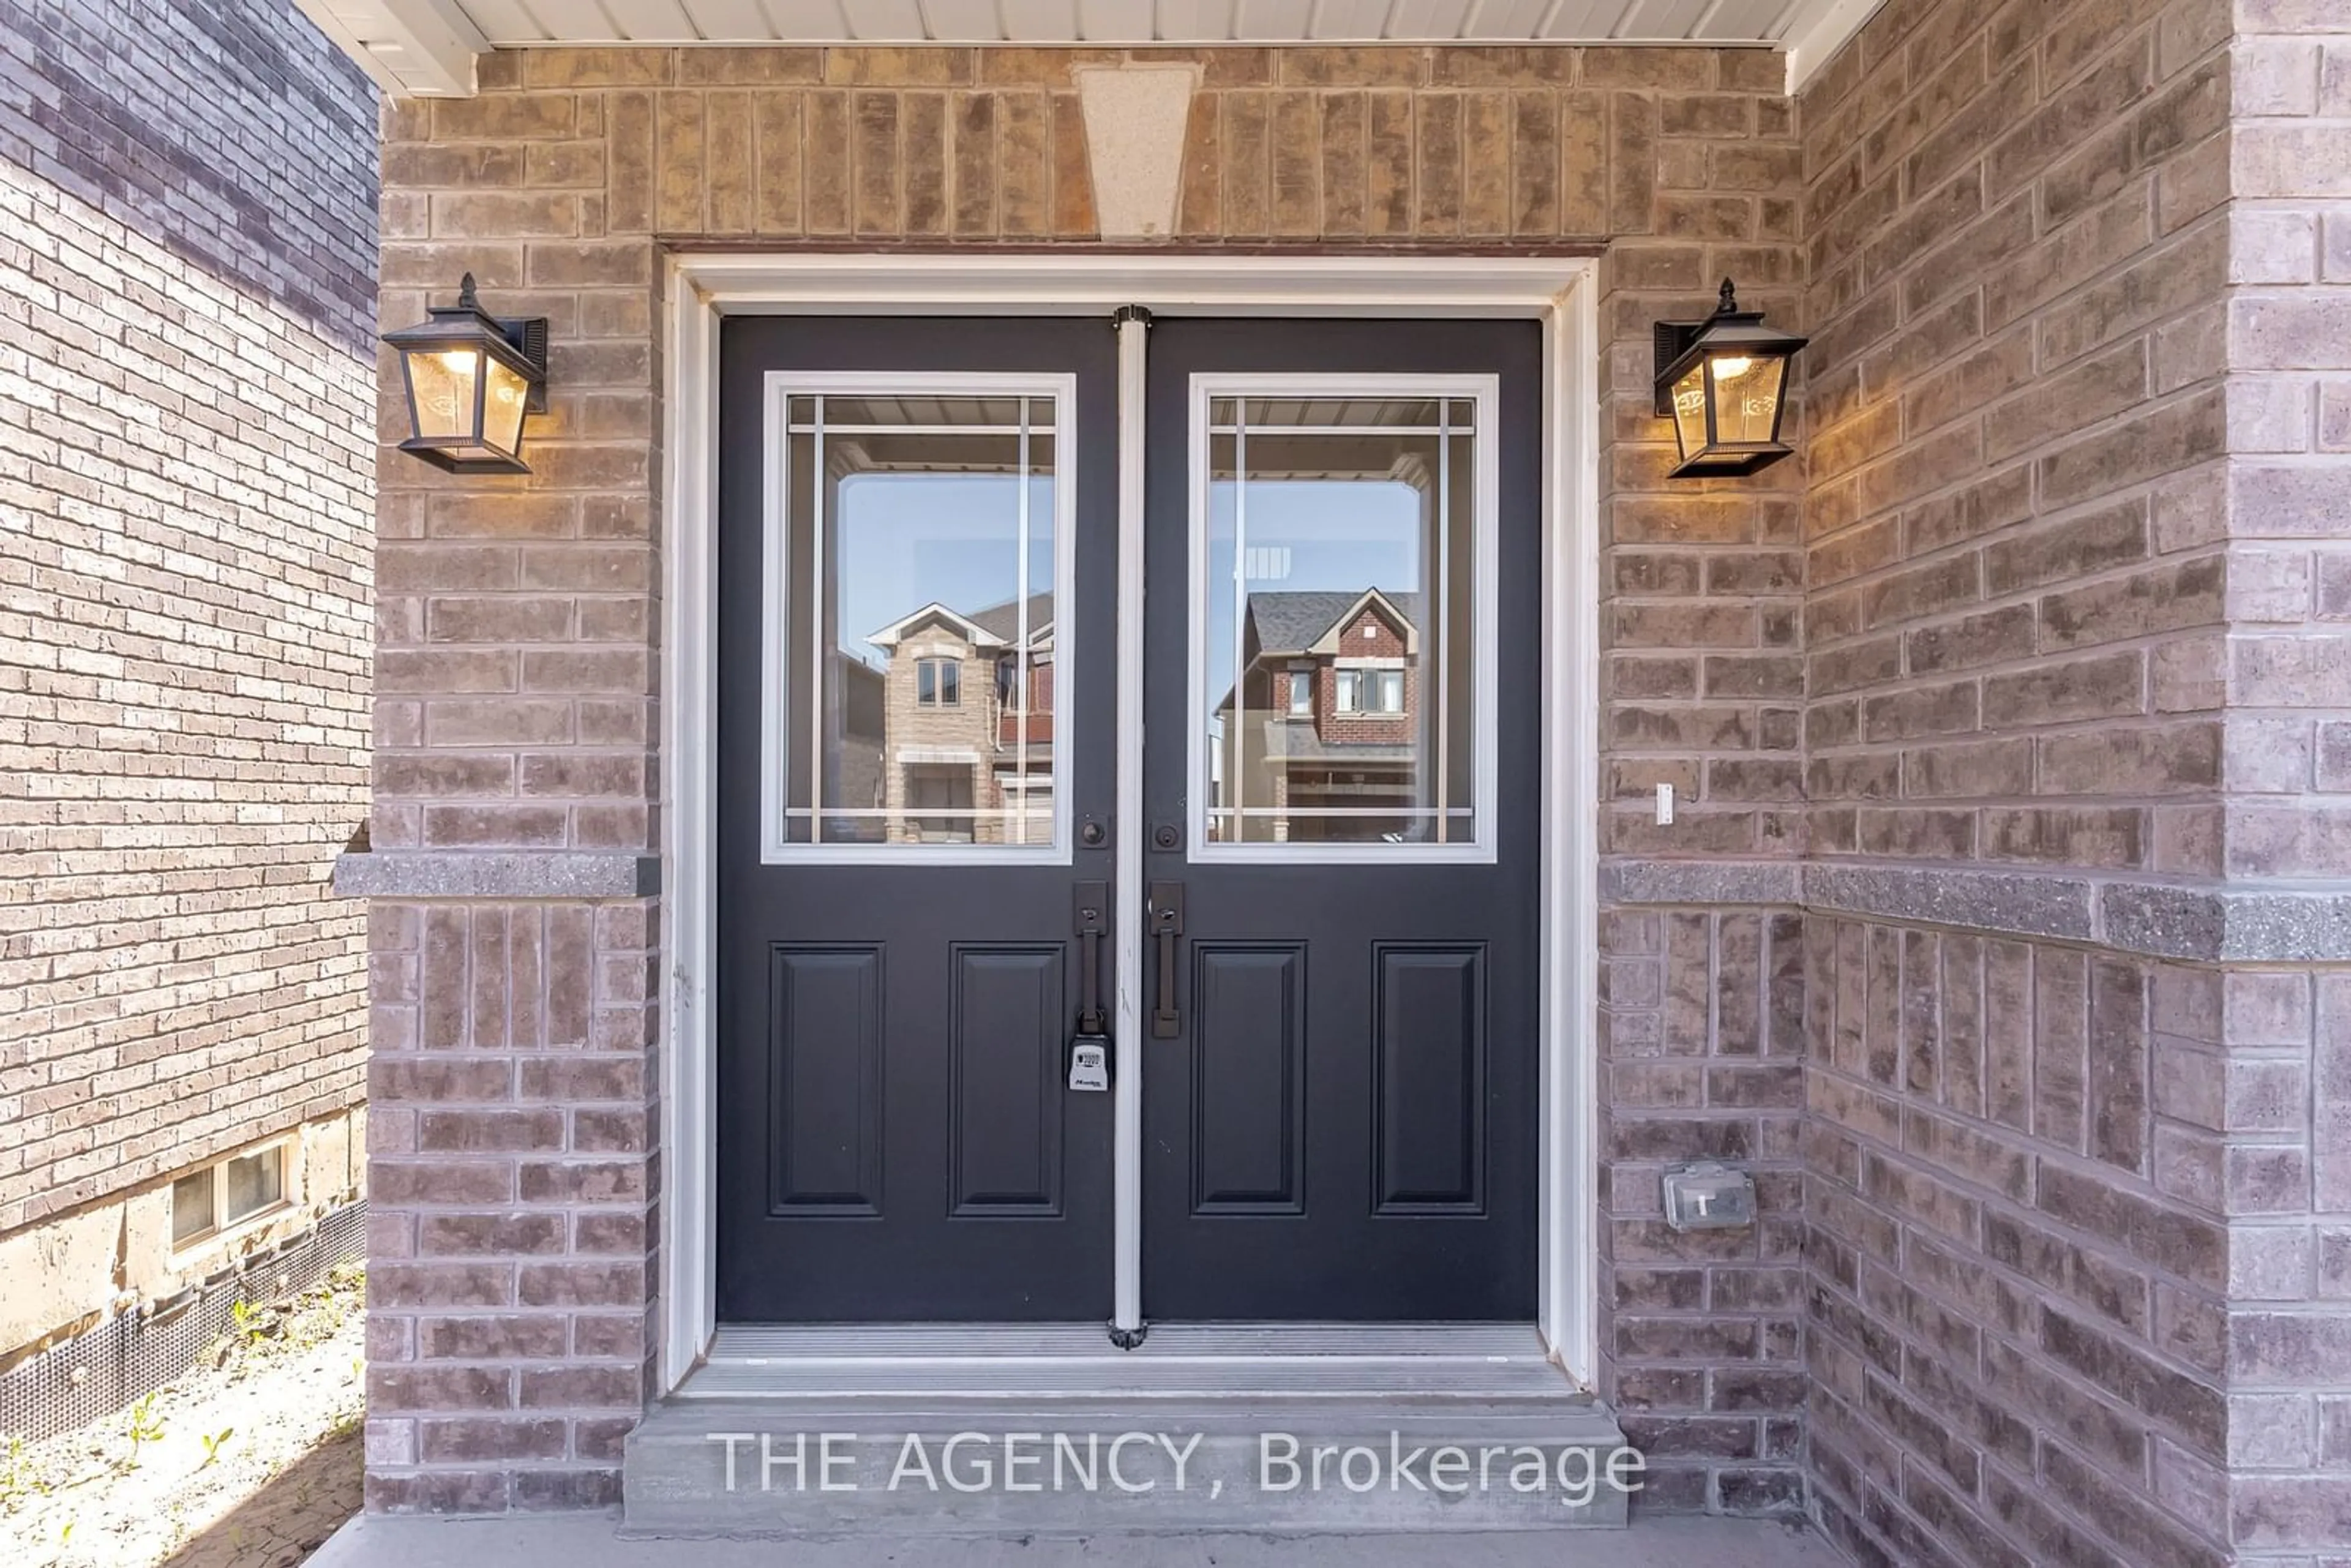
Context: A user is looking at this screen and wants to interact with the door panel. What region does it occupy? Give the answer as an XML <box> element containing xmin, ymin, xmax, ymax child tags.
<box><xmin>1141</xmin><ymin>319</ymin><xmax>1541</xmax><ymax>1322</ymax></box>
<box><xmin>717</xmin><ymin>318</ymin><xmax>1116</xmax><ymax>1322</ymax></box>
<box><xmin>1372</xmin><ymin>944</ymin><xmax>1486</xmax><ymax>1213</ymax></box>
<box><xmin>1189</xmin><ymin>943</ymin><xmax>1308</xmax><ymax>1215</ymax></box>
<box><xmin>765</xmin><ymin>946</ymin><xmax>883</xmax><ymax>1215</ymax></box>
<box><xmin>947</xmin><ymin>945</ymin><xmax>1066</xmax><ymax>1215</ymax></box>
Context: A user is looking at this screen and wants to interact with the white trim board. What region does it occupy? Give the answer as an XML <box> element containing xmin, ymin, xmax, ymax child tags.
<box><xmin>1112</xmin><ymin>310</ymin><xmax>1149</xmax><ymax>1336</ymax></box>
<box><xmin>312</xmin><ymin>3</ymin><xmax>1891</xmax><ymax>99</ymax></box>
<box><xmin>660</xmin><ymin>253</ymin><xmax>1603</xmax><ymax>1392</ymax></box>
<box><xmin>1781</xmin><ymin>0</ymin><xmax>1889</xmax><ymax>92</ymax></box>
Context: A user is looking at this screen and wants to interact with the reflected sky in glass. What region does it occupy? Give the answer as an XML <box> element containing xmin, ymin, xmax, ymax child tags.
<box><xmin>834</xmin><ymin>473</ymin><xmax>1057</xmax><ymax>664</ymax></box>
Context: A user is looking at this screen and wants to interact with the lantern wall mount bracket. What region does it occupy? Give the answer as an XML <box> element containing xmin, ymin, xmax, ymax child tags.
<box><xmin>1652</xmin><ymin>277</ymin><xmax>1745</xmax><ymax>418</ymax></box>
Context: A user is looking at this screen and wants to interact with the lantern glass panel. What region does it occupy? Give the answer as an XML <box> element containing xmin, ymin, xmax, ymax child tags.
<box><xmin>410</xmin><ymin>347</ymin><xmax>482</xmax><ymax>440</ymax></box>
<box><xmin>1670</xmin><ymin>364</ymin><xmax>1709</xmax><ymax>463</ymax></box>
<box><xmin>484</xmin><ymin>356</ymin><xmax>530</xmax><ymax>456</ymax></box>
<box><xmin>1708</xmin><ymin>351</ymin><xmax>1786</xmax><ymax>446</ymax></box>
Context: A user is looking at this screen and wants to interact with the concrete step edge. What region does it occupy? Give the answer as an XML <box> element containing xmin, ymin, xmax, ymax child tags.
<box><xmin>623</xmin><ymin>1395</ymin><xmax>1637</xmax><ymax>1536</ymax></box>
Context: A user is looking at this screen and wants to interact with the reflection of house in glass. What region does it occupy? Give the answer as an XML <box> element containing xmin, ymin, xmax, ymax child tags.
<box><xmin>857</xmin><ymin>593</ymin><xmax>1054</xmax><ymax>844</ymax></box>
<box><xmin>1215</xmin><ymin>588</ymin><xmax>1426</xmax><ymax>844</ymax></box>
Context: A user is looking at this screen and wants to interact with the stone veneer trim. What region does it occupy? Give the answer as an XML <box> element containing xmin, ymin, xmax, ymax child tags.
<box><xmin>335</xmin><ymin>852</ymin><xmax>664</xmax><ymax>899</ymax></box>
<box><xmin>1599</xmin><ymin>858</ymin><xmax>1805</xmax><ymax>906</ymax></box>
<box><xmin>1608</xmin><ymin>858</ymin><xmax>2351</xmax><ymax>962</ymax></box>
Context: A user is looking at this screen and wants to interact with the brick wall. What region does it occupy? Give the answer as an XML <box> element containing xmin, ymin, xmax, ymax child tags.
<box><xmin>0</xmin><ymin>0</ymin><xmax>376</xmax><ymax>1351</ymax></box>
<box><xmin>2219</xmin><ymin>5</ymin><xmax>2351</xmax><ymax>1555</ymax></box>
<box><xmin>1597</xmin><ymin>906</ymin><xmax>1809</xmax><ymax>1513</ymax></box>
<box><xmin>1586</xmin><ymin>48</ymin><xmax>1810</xmax><ymax>1516</ymax></box>
<box><xmin>362</xmin><ymin>900</ymin><xmax>657</xmax><ymax>1509</ymax></box>
<box><xmin>2181</xmin><ymin>969</ymin><xmax>2349</xmax><ymax>1558</ymax></box>
<box><xmin>1804</xmin><ymin>941</ymin><xmax>2348</xmax><ymax>1565</ymax></box>
<box><xmin>1804</xmin><ymin>918</ymin><xmax>2241</xmax><ymax>1567</ymax></box>
<box><xmin>1801</xmin><ymin>0</ymin><xmax>2232</xmax><ymax>880</ymax></box>
<box><xmin>0</xmin><ymin>0</ymin><xmax>378</xmax><ymax>358</ymax></box>
<box><xmin>366</xmin><ymin>42</ymin><xmax>1811</xmax><ymax>1512</ymax></box>
<box><xmin>1314</xmin><ymin>607</ymin><xmax>1415</xmax><ymax>746</ymax></box>
<box><xmin>1796</xmin><ymin>0</ymin><xmax>2351</xmax><ymax>1562</ymax></box>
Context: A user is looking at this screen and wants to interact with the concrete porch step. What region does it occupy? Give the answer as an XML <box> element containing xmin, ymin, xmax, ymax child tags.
<box><xmin>626</xmin><ymin>1322</ymin><xmax>1632</xmax><ymax>1536</ymax></box>
<box><xmin>624</xmin><ymin>1394</ymin><xmax>1633</xmax><ymax>1534</ymax></box>
<box><xmin>318</xmin><ymin>1514</ymin><xmax>1848</xmax><ymax>1567</ymax></box>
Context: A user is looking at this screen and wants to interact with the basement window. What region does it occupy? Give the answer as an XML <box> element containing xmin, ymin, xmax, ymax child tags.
<box><xmin>170</xmin><ymin>1142</ymin><xmax>288</xmax><ymax>1250</ymax></box>
<box><xmin>170</xmin><ymin>1172</ymin><xmax>214</xmax><ymax>1247</ymax></box>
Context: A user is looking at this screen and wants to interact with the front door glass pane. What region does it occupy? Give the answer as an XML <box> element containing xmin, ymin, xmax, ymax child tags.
<box><xmin>1198</xmin><ymin>386</ymin><xmax>1485</xmax><ymax>854</ymax></box>
<box><xmin>770</xmin><ymin>382</ymin><xmax>1066</xmax><ymax>855</ymax></box>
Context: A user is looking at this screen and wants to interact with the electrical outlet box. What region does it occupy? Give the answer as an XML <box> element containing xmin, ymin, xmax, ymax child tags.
<box><xmin>1662</xmin><ymin>1161</ymin><xmax>1755</xmax><ymax>1232</ymax></box>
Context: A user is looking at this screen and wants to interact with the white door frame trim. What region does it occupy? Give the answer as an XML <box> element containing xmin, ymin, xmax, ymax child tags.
<box><xmin>659</xmin><ymin>252</ymin><xmax>1603</xmax><ymax>1389</ymax></box>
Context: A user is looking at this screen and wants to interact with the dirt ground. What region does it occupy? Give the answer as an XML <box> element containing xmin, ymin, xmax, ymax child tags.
<box><xmin>1</xmin><ymin>1267</ymin><xmax>366</xmax><ymax>1568</ymax></box>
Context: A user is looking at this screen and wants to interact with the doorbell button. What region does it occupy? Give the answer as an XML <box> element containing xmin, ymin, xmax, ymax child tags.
<box><xmin>1661</xmin><ymin>1161</ymin><xmax>1754</xmax><ymax>1231</ymax></box>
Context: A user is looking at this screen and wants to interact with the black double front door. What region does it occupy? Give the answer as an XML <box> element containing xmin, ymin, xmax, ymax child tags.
<box><xmin>716</xmin><ymin>313</ymin><xmax>1539</xmax><ymax>1325</ymax></box>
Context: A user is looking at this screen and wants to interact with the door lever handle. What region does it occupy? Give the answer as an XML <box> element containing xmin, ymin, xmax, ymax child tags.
<box><xmin>1073</xmin><ymin>882</ymin><xmax>1108</xmax><ymax>1036</ymax></box>
<box><xmin>1148</xmin><ymin>881</ymin><xmax>1185</xmax><ymax>1040</ymax></box>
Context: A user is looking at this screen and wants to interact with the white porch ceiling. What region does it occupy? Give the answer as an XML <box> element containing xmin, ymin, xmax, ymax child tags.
<box><xmin>299</xmin><ymin>0</ymin><xmax>1886</xmax><ymax>99</ymax></box>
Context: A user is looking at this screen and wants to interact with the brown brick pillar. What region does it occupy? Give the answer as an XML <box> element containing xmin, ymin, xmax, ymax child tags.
<box><xmin>1590</xmin><ymin>42</ymin><xmax>1812</xmax><ymax>1514</ymax></box>
<box><xmin>354</xmin><ymin>116</ymin><xmax>664</xmax><ymax>1495</ymax></box>
<box><xmin>359</xmin><ymin>896</ymin><xmax>656</xmax><ymax>1509</ymax></box>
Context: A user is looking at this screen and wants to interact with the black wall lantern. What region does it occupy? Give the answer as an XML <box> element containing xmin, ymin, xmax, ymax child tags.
<box><xmin>382</xmin><ymin>274</ymin><xmax>549</xmax><ymax>473</ymax></box>
<box><xmin>1652</xmin><ymin>279</ymin><xmax>1807</xmax><ymax>479</ymax></box>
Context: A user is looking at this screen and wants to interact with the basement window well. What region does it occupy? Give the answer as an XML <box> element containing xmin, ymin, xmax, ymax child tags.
<box><xmin>170</xmin><ymin>1142</ymin><xmax>288</xmax><ymax>1249</ymax></box>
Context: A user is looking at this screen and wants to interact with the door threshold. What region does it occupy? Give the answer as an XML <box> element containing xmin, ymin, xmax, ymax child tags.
<box><xmin>645</xmin><ymin>1323</ymin><xmax>1629</xmax><ymax>1533</ymax></box>
<box><xmin>679</xmin><ymin>1322</ymin><xmax>1591</xmax><ymax>1401</ymax></box>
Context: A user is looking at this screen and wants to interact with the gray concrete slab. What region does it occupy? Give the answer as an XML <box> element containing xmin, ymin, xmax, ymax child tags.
<box><xmin>311</xmin><ymin>1512</ymin><xmax>1848</xmax><ymax>1567</ymax></box>
<box><xmin>626</xmin><ymin>1397</ymin><xmax>1633</xmax><ymax>1534</ymax></box>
